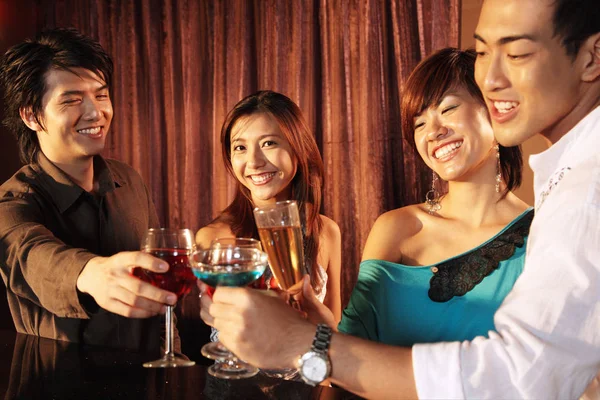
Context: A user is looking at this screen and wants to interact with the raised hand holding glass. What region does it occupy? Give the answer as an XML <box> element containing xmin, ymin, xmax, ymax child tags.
<box><xmin>133</xmin><ymin>228</ymin><xmax>196</xmax><ymax>368</ymax></box>
<box><xmin>191</xmin><ymin>245</ymin><xmax>268</xmax><ymax>379</ymax></box>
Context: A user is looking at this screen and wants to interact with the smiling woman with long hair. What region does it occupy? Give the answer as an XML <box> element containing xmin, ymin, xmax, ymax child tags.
<box><xmin>196</xmin><ymin>90</ymin><xmax>341</xmax><ymax>322</ymax></box>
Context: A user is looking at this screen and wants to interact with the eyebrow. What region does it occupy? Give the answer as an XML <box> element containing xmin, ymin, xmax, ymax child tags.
<box><xmin>474</xmin><ymin>33</ymin><xmax>538</xmax><ymax>45</ymax></box>
<box><xmin>231</xmin><ymin>133</ymin><xmax>280</xmax><ymax>144</ymax></box>
<box><xmin>414</xmin><ymin>90</ymin><xmax>461</xmax><ymax>117</ymax></box>
<box><xmin>58</xmin><ymin>85</ymin><xmax>109</xmax><ymax>97</ymax></box>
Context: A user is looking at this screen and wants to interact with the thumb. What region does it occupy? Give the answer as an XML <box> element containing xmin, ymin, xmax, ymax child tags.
<box><xmin>121</xmin><ymin>251</ymin><xmax>169</xmax><ymax>273</ymax></box>
<box><xmin>197</xmin><ymin>280</ymin><xmax>209</xmax><ymax>292</ymax></box>
<box><xmin>301</xmin><ymin>275</ymin><xmax>319</xmax><ymax>307</ymax></box>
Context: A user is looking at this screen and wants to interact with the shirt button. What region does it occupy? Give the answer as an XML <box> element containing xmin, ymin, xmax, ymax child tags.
<box><xmin>431</xmin><ymin>266</ymin><xmax>438</xmax><ymax>273</ymax></box>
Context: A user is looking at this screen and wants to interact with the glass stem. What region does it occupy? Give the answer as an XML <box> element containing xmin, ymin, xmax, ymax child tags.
<box><xmin>165</xmin><ymin>305</ymin><xmax>174</xmax><ymax>358</ymax></box>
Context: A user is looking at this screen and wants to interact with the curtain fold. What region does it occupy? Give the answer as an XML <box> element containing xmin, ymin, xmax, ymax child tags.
<box><xmin>37</xmin><ymin>0</ymin><xmax>460</xmax><ymax>346</ymax></box>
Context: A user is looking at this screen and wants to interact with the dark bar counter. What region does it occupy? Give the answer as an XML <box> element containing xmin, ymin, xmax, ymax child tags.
<box><xmin>0</xmin><ymin>329</ymin><xmax>361</xmax><ymax>399</ymax></box>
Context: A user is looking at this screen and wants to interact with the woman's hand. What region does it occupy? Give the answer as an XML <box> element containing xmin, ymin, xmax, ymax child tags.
<box><xmin>294</xmin><ymin>275</ymin><xmax>337</xmax><ymax>329</ymax></box>
<box><xmin>198</xmin><ymin>281</ymin><xmax>215</xmax><ymax>327</ymax></box>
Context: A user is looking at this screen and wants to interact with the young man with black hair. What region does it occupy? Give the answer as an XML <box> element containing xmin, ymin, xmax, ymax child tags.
<box><xmin>0</xmin><ymin>28</ymin><xmax>177</xmax><ymax>351</ymax></box>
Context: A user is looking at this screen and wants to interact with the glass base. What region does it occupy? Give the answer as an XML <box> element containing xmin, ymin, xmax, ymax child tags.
<box><xmin>209</xmin><ymin>360</ymin><xmax>259</xmax><ymax>379</ymax></box>
<box><xmin>201</xmin><ymin>341</ymin><xmax>231</xmax><ymax>361</ymax></box>
<box><xmin>260</xmin><ymin>367</ymin><xmax>299</xmax><ymax>380</ymax></box>
<box><xmin>143</xmin><ymin>354</ymin><xmax>196</xmax><ymax>368</ymax></box>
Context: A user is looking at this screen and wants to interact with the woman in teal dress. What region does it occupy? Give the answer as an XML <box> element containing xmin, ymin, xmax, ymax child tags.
<box><xmin>338</xmin><ymin>48</ymin><xmax>533</xmax><ymax>345</ymax></box>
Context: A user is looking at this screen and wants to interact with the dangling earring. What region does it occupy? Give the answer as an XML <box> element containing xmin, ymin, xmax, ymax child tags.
<box><xmin>426</xmin><ymin>170</ymin><xmax>441</xmax><ymax>215</ymax></box>
<box><xmin>495</xmin><ymin>143</ymin><xmax>501</xmax><ymax>193</ymax></box>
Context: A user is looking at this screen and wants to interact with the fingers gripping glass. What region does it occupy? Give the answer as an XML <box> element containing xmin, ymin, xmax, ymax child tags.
<box><xmin>191</xmin><ymin>246</ymin><xmax>268</xmax><ymax>379</ymax></box>
<box><xmin>133</xmin><ymin>228</ymin><xmax>196</xmax><ymax>368</ymax></box>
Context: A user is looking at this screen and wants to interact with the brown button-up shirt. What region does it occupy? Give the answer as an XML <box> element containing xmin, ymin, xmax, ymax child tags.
<box><xmin>0</xmin><ymin>152</ymin><xmax>162</xmax><ymax>351</ymax></box>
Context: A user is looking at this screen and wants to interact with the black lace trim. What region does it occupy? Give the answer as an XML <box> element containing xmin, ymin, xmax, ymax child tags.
<box><xmin>428</xmin><ymin>210</ymin><xmax>534</xmax><ymax>303</ymax></box>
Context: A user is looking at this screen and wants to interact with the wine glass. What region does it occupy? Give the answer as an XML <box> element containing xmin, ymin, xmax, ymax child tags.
<box><xmin>204</xmin><ymin>238</ymin><xmax>264</xmax><ymax>349</ymax></box>
<box><xmin>210</xmin><ymin>238</ymin><xmax>277</xmax><ymax>290</ymax></box>
<box><xmin>190</xmin><ymin>246</ymin><xmax>268</xmax><ymax>379</ymax></box>
<box><xmin>206</xmin><ymin>238</ymin><xmax>281</xmax><ymax>378</ymax></box>
<box><xmin>132</xmin><ymin>228</ymin><xmax>196</xmax><ymax>368</ymax></box>
<box><xmin>204</xmin><ymin>238</ymin><xmax>267</xmax><ymax>297</ymax></box>
<box><xmin>210</xmin><ymin>237</ymin><xmax>262</xmax><ymax>250</ymax></box>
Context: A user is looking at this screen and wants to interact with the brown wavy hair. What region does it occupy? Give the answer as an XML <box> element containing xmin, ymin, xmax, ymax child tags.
<box><xmin>213</xmin><ymin>90</ymin><xmax>324</xmax><ymax>291</ymax></box>
<box><xmin>401</xmin><ymin>48</ymin><xmax>522</xmax><ymax>198</ymax></box>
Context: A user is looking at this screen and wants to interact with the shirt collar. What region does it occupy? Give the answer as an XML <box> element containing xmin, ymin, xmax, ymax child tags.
<box><xmin>529</xmin><ymin>105</ymin><xmax>600</xmax><ymax>197</ymax></box>
<box><xmin>35</xmin><ymin>152</ymin><xmax>125</xmax><ymax>213</ymax></box>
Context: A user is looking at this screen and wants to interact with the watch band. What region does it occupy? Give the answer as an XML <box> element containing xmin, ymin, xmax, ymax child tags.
<box><xmin>311</xmin><ymin>324</ymin><xmax>332</xmax><ymax>354</ymax></box>
<box><xmin>297</xmin><ymin>324</ymin><xmax>333</xmax><ymax>386</ymax></box>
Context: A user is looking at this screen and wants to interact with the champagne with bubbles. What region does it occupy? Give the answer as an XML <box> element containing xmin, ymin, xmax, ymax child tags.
<box><xmin>254</xmin><ymin>201</ymin><xmax>305</xmax><ymax>291</ymax></box>
<box><xmin>258</xmin><ymin>225</ymin><xmax>304</xmax><ymax>290</ymax></box>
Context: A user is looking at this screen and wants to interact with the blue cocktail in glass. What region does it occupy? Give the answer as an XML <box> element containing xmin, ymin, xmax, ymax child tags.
<box><xmin>190</xmin><ymin>246</ymin><xmax>268</xmax><ymax>379</ymax></box>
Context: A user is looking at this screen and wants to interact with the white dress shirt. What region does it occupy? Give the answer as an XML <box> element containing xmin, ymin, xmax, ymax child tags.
<box><xmin>412</xmin><ymin>106</ymin><xmax>600</xmax><ymax>399</ymax></box>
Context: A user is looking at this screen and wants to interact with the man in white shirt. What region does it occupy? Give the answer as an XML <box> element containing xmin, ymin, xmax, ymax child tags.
<box><xmin>202</xmin><ymin>0</ymin><xmax>600</xmax><ymax>398</ymax></box>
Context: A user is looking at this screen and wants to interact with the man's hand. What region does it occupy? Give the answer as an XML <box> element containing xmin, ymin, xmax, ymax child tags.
<box><xmin>210</xmin><ymin>287</ymin><xmax>315</xmax><ymax>369</ymax></box>
<box><xmin>76</xmin><ymin>251</ymin><xmax>177</xmax><ymax>318</ymax></box>
<box><xmin>198</xmin><ymin>280</ymin><xmax>294</xmax><ymax>327</ymax></box>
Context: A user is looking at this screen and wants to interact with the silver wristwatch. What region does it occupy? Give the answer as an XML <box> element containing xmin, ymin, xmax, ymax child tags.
<box><xmin>297</xmin><ymin>324</ymin><xmax>332</xmax><ymax>386</ymax></box>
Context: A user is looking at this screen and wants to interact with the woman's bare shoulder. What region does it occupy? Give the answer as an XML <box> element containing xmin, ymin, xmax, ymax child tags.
<box><xmin>319</xmin><ymin>214</ymin><xmax>341</xmax><ymax>243</ymax></box>
<box><xmin>362</xmin><ymin>204</ymin><xmax>426</xmax><ymax>262</ymax></box>
<box><xmin>195</xmin><ymin>222</ymin><xmax>234</xmax><ymax>248</ymax></box>
<box><xmin>373</xmin><ymin>204</ymin><xmax>424</xmax><ymax>237</ymax></box>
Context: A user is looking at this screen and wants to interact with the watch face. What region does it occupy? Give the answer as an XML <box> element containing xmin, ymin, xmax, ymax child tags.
<box><xmin>302</xmin><ymin>354</ymin><xmax>328</xmax><ymax>381</ymax></box>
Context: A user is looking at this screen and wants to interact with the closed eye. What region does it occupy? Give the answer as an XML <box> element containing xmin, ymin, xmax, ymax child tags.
<box><xmin>414</xmin><ymin>121</ymin><xmax>425</xmax><ymax>130</ymax></box>
<box><xmin>62</xmin><ymin>98</ymin><xmax>81</xmax><ymax>105</ymax></box>
<box><xmin>507</xmin><ymin>53</ymin><xmax>532</xmax><ymax>61</ymax></box>
<box><xmin>441</xmin><ymin>105</ymin><xmax>458</xmax><ymax>114</ymax></box>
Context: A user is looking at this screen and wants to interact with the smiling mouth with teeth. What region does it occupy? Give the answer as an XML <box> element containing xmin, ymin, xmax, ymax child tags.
<box><xmin>494</xmin><ymin>101</ymin><xmax>519</xmax><ymax>114</ymax></box>
<box><xmin>249</xmin><ymin>172</ymin><xmax>276</xmax><ymax>184</ymax></box>
<box><xmin>77</xmin><ymin>127</ymin><xmax>102</xmax><ymax>135</ymax></box>
<box><xmin>434</xmin><ymin>141</ymin><xmax>463</xmax><ymax>159</ymax></box>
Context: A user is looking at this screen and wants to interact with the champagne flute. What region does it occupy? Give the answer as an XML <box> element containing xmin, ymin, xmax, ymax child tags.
<box><xmin>132</xmin><ymin>228</ymin><xmax>196</xmax><ymax>368</ymax></box>
<box><xmin>191</xmin><ymin>246</ymin><xmax>268</xmax><ymax>379</ymax></box>
<box><xmin>253</xmin><ymin>201</ymin><xmax>306</xmax><ymax>380</ymax></box>
<box><xmin>253</xmin><ymin>200</ymin><xmax>305</xmax><ymax>298</ymax></box>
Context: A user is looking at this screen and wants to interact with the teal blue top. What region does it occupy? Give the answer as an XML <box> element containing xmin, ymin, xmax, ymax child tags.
<box><xmin>338</xmin><ymin>208</ymin><xmax>534</xmax><ymax>346</ymax></box>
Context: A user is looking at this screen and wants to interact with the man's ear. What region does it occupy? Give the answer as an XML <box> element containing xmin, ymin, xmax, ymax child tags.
<box><xmin>580</xmin><ymin>32</ymin><xmax>600</xmax><ymax>83</ymax></box>
<box><xmin>19</xmin><ymin>108</ymin><xmax>43</xmax><ymax>132</ymax></box>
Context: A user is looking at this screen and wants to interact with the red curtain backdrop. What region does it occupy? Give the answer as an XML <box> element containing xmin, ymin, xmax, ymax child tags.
<box><xmin>3</xmin><ymin>0</ymin><xmax>460</xmax><ymax>346</ymax></box>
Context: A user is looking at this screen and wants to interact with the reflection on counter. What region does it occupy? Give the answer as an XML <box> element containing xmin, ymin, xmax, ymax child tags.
<box><xmin>1</xmin><ymin>330</ymin><xmax>361</xmax><ymax>399</ymax></box>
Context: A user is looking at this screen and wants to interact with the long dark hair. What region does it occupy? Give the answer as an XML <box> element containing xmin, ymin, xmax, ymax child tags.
<box><xmin>214</xmin><ymin>90</ymin><xmax>324</xmax><ymax>291</ymax></box>
<box><xmin>401</xmin><ymin>48</ymin><xmax>522</xmax><ymax>197</ymax></box>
